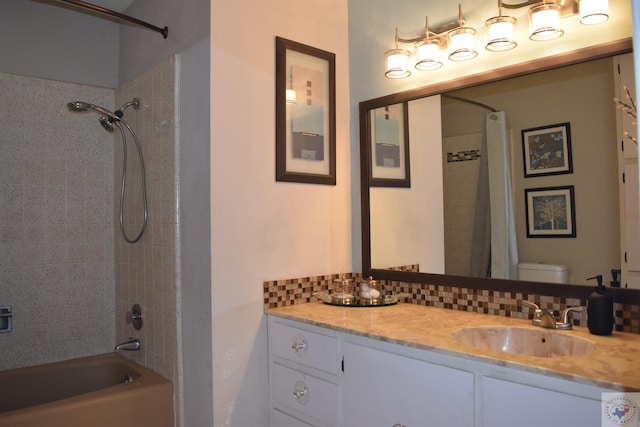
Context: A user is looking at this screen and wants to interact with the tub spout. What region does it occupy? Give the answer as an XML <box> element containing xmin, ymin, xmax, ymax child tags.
<box><xmin>115</xmin><ymin>338</ymin><xmax>141</xmax><ymax>352</ymax></box>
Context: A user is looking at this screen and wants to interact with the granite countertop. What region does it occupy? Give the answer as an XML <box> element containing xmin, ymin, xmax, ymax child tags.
<box><xmin>267</xmin><ymin>302</ymin><xmax>640</xmax><ymax>391</ymax></box>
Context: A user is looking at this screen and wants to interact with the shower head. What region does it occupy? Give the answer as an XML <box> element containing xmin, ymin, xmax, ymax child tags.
<box><xmin>67</xmin><ymin>99</ymin><xmax>139</xmax><ymax>134</ymax></box>
<box><xmin>67</xmin><ymin>101</ymin><xmax>119</xmax><ymax>121</ymax></box>
<box><xmin>68</xmin><ymin>98</ymin><xmax>139</xmax><ymax>122</ymax></box>
<box><xmin>99</xmin><ymin>117</ymin><xmax>115</xmax><ymax>133</ymax></box>
<box><xmin>67</xmin><ymin>101</ymin><xmax>92</xmax><ymax>112</ymax></box>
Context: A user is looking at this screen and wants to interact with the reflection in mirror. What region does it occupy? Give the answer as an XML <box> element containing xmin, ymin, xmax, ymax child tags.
<box><xmin>369</xmin><ymin>103</ymin><xmax>410</xmax><ymax>188</ymax></box>
<box><xmin>361</xmin><ymin>41</ymin><xmax>640</xmax><ymax>304</ymax></box>
<box><xmin>440</xmin><ymin>58</ymin><xmax>622</xmax><ymax>285</ymax></box>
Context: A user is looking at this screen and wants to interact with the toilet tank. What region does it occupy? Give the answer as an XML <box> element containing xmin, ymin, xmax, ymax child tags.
<box><xmin>518</xmin><ymin>262</ymin><xmax>569</xmax><ymax>284</ymax></box>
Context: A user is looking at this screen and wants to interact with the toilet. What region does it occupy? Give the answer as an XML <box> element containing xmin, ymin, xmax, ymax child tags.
<box><xmin>517</xmin><ymin>262</ymin><xmax>569</xmax><ymax>284</ymax></box>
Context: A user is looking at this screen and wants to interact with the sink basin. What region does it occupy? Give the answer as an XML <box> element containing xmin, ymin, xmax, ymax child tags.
<box><xmin>452</xmin><ymin>327</ymin><xmax>595</xmax><ymax>358</ymax></box>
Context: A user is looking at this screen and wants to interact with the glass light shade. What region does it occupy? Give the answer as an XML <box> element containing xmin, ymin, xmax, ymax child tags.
<box><xmin>415</xmin><ymin>39</ymin><xmax>442</xmax><ymax>71</ymax></box>
<box><xmin>485</xmin><ymin>15</ymin><xmax>517</xmax><ymax>51</ymax></box>
<box><xmin>286</xmin><ymin>89</ymin><xmax>297</xmax><ymax>105</ymax></box>
<box><xmin>448</xmin><ymin>27</ymin><xmax>478</xmax><ymax>61</ymax></box>
<box><xmin>580</xmin><ymin>0</ymin><xmax>609</xmax><ymax>25</ymax></box>
<box><xmin>384</xmin><ymin>48</ymin><xmax>411</xmax><ymax>78</ymax></box>
<box><xmin>529</xmin><ymin>3</ymin><xmax>563</xmax><ymax>41</ymax></box>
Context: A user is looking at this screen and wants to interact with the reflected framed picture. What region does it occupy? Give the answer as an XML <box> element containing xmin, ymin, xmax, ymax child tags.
<box><xmin>275</xmin><ymin>37</ymin><xmax>336</xmax><ymax>185</ymax></box>
<box><xmin>369</xmin><ymin>102</ymin><xmax>410</xmax><ymax>187</ymax></box>
<box><xmin>522</xmin><ymin>122</ymin><xmax>572</xmax><ymax>178</ymax></box>
<box><xmin>525</xmin><ymin>186</ymin><xmax>576</xmax><ymax>238</ymax></box>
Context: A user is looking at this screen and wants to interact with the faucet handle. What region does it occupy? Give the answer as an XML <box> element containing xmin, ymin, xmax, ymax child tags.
<box><xmin>560</xmin><ymin>306</ymin><xmax>585</xmax><ymax>324</ymax></box>
<box><xmin>522</xmin><ymin>301</ymin><xmax>543</xmax><ymax>316</ymax></box>
<box><xmin>523</xmin><ymin>301</ymin><xmax>556</xmax><ymax>327</ymax></box>
<box><xmin>522</xmin><ymin>301</ymin><xmax>540</xmax><ymax>310</ymax></box>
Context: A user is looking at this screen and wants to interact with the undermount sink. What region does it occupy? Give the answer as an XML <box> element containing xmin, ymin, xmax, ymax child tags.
<box><xmin>452</xmin><ymin>327</ymin><xmax>595</xmax><ymax>358</ymax></box>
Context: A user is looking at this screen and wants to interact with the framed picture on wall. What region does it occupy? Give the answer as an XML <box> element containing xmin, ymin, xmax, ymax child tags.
<box><xmin>275</xmin><ymin>36</ymin><xmax>336</xmax><ymax>185</ymax></box>
<box><xmin>525</xmin><ymin>186</ymin><xmax>576</xmax><ymax>238</ymax></box>
<box><xmin>522</xmin><ymin>122</ymin><xmax>573</xmax><ymax>178</ymax></box>
<box><xmin>368</xmin><ymin>102</ymin><xmax>411</xmax><ymax>187</ymax></box>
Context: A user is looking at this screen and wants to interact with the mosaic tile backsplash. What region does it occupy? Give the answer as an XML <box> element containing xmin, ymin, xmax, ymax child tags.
<box><xmin>264</xmin><ymin>273</ymin><xmax>640</xmax><ymax>334</ymax></box>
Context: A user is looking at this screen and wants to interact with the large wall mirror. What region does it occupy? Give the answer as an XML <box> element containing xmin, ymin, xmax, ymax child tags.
<box><xmin>360</xmin><ymin>40</ymin><xmax>640</xmax><ymax>304</ymax></box>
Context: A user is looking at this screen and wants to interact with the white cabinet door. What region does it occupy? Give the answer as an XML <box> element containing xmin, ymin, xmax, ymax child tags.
<box><xmin>342</xmin><ymin>342</ymin><xmax>474</xmax><ymax>427</ymax></box>
<box><xmin>482</xmin><ymin>377</ymin><xmax>601</xmax><ymax>427</ymax></box>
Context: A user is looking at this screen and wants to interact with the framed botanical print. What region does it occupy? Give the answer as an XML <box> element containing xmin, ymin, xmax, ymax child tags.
<box><xmin>525</xmin><ymin>186</ymin><xmax>576</xmax><ymax>238</ymax></box>
<box><xmin>522</xmin><ymin>122</ymin><xmax>573</xmax><ymax>178</ymax></box>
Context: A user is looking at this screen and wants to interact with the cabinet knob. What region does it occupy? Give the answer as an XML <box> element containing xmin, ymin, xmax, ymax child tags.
<box><xmin>291</xmin><ymin>334</ymin><xmax>308</xmax><ymax>356</ymax></box>
<box><xmin>392</xmin><ymin>424</ymin><xmax>406</xmax><ymax>427</ymax></box>
<box><xmin>293</xmin><ymin>380</ymin><xmax>309</xmax><ymax>404</ymax></box>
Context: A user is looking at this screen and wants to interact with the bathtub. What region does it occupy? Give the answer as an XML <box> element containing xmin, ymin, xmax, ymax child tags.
<box><xmin>0</xmin><ymin>353</ymin><xmax>173</xmax><ymax>427</ymax></box>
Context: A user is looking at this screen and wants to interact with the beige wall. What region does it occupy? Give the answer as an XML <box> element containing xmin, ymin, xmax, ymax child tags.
<box><xmin>211</xmin><ymin>0</ymin><xmax>351</xmax><ymax>424</ymax></box>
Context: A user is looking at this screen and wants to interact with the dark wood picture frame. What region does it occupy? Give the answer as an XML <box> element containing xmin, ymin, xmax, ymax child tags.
<box><xmin>368</xmin><ymin>102</ymin><xmax>411</xmax><ymax>187</ymax></box>
<box><xmin>525</xmin><ymin>185</ymin><xmax>576</xmax><ymax>238</ymax></box>
<box><xmin>522</xmin><ymin>122</ymin><xmax>573</xmax><ymax>178</ymax></box>
<box><xmin>275</xmin><ymin>37</ymin><xmax>336</xmax><ymax>185</ymax></box>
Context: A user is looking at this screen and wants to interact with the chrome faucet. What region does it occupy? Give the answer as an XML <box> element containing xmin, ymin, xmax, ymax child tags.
<box><xmin>523</xmin><ymin>301</ymin><xmax>584</xmax><ymax>330</ymax></box>
<box><xmin>114</xmin><ymin>338</ymin><xmax>141</xmax><ymax>352</ymax></box>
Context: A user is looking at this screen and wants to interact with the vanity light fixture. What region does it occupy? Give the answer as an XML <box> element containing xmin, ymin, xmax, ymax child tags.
<box><xmin>528</xmin><ymin>1</ymin><xmax>564</xmax><ymax>40</ymax></box>
<box><xmin>485</xmin><ymin>0</ymin><xmax>518</xmax><ymax>51</ymax></box>
<box><xmin>384</xmin><ymin>28</ymin><xmax>412</xmax><ymax>78</ymax></box>
<box><xmin>415</xmin><ymin>17</ymin><xmax>443</xmax><ymax>71</ymax></box>
<box><xmin>448</xmin><ymin>5</ymin><xmax>478</xmax><ymax>61</ymax></box>
<box><xmin>383</xmin><ymin>0</ymin><xmax>610</xmax><ymax>79</ymax></box>
<box><xmin>579</xmin><ymin>0</ymin><xmax>609</xmax><ymax>25</ymax></box>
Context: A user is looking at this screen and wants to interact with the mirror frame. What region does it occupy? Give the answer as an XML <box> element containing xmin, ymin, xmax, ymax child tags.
<box><xmin>360</xmin><ymin>38</ymin><xmax>640</xmax><ymax>305</ymax></box>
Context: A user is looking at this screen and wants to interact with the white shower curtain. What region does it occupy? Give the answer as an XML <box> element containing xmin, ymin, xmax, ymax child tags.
<box><xmin>485</xmin><ymin>111</ymin><xmax>519</xmax><ymax>279</ymax></box>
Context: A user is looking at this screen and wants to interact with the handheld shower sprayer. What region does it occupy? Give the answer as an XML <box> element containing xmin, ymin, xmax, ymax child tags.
<box><xmin>67</xmin><ymin>98</ymin><xmax>148</xmax><ymax>244</ymax></box>
<box><xmin>67</xmin><ymin>98</ymin><xmax>139</xmax><ymax>132</ymax></box>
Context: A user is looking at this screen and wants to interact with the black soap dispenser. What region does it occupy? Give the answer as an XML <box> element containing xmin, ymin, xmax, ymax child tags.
<box><xmin>610</xmin><ymin>269</ymin><xmax>621</xmax><ymax>288</ymax></box>
<box><xmin>587</xmin><ymin>275</ymin><xmax>614</xmax><ymax>336</ymax></box>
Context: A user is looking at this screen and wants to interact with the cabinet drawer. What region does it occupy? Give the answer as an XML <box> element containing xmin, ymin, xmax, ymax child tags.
<box><xmin>269</xmin><ymin>321</ymin><xmax>339</xmax><ymax>374</ymax></box>
<box><xmin>270</xmin><ymin>408</ymin><xmax>313</xmax><ymax>427</ymax></box>
<box><xmin>271</xmin><ymin>362</ymin><xmax>339</xmax><ymax>426</ymax></box>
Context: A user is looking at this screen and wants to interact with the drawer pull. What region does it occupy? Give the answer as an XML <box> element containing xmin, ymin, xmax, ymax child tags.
<box><xmin>293</xmin><ymin>380</ymin><xmax>309</xmax><ymax>404</ymax></box>
<box><xmin>291</xmin><ymin>334</ymin><xmax>308</xmax><ymax>356</ymax></box>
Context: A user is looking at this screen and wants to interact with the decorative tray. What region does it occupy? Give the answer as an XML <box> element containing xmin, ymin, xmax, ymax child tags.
<box><xmin>313</xmin><ymin>292</ymin><xmax>410</xmax><ymax>307</ymax></box>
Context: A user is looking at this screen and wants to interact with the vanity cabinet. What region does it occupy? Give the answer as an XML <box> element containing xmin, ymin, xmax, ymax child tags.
<box><xmin>268</xmin><ymin>315</ymin><xmax>614</xmax><ymax>427</ymax></box>
<box><xmin>342</xmin><ymin>341</ymin><xmax>474</xmax><ymax>427</ymax></box>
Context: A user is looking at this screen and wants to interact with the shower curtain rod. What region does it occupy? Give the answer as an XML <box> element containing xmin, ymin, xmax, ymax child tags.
<box><xmin>56</xmin><ymin>0</ymin><xmax>168</xmax><ymax>39</ymax></box>
<box><xmin>442</xmin><ymin>94</ymin><xmax>498</xmax><ymax>113</ymax></box>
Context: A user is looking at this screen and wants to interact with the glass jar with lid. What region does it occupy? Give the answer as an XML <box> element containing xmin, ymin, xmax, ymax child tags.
<box><xmin>332</xmin><ymin>276</ymin><xmax>355</xmax><ymax>304</ymax></box>
<box><xmin>359</xmin><ymin>276</ymin><xmax>382</xmax><ymax>304</ymax></box>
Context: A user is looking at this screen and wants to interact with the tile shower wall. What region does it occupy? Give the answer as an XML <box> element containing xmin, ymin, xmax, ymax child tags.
<box><xmin>114</xmin><ymin>56</ymin><xmax>182</xmax><ymax>425</ymax></box>
<box><xmin>442</xmin><ymin>133</ymin><xmax>483</xmax><ymax>277</ymax></box>
<box><xmin>0</xmin><ymin>73</ymin><xmax>115</xmax><ymax>370</ymax></box>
